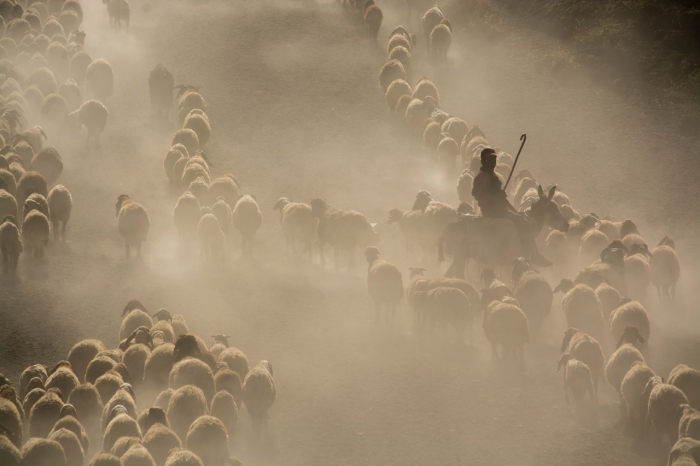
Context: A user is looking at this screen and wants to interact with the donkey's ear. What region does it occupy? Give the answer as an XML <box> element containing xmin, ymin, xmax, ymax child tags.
<box><xmin>537</xmin><ymin>185</ymin><xmax>545</xmax><ymax>199</ymax></box>
<box><xmin>548</xmin><ymin>186</ymin><xmax>557</xmax><ymax>200</ymax></box>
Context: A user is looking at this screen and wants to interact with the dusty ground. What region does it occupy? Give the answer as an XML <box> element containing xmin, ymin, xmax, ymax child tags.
<box><xmin>1</xmin><ymin>0</ymin><xmax>699</xmax><ymax>465</ymax></box>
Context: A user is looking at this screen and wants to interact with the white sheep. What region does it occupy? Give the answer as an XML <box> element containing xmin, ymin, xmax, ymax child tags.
<box><xmin>48</xmin><ymin>427</ymin><xmax>83</xmax><ymax>466</ymax></box>
<box><xmin>669</xmin><ymin>437</ymin><xmax>700</xmax><ymax>466</ymax></box>
<box><xmin>172</xmin><ymin>129</ymin><xmax>199</xmax><ymax>160</ymax></box>
<box><xmin>20</xmin><ymin>438</ymin><xmax>66</xmax><ymax>466</ymax></box>
<box><xmin>177</xmin><ymin>89</ymin><xmax>206</xmax><ymax>124</ymax></box>
<box><xmin>116</xmin><ymin>194</ymin><xmax>150</xmax><ymax>261</ymax></box>
<box><xmin>430</xmin><ymin>19</ymin><xmax>452</xmax><ymax>63</ymax></box>
<box><xmin>231</xmin><ymin>195</ymin><xmax>262</xmax><ymax>258</ymax></box>
<box><xmin>624</xmin><ymin>243</ymin><xmax>653</xmax><ymax>299</ymax></box>
<box><xmin>22</xmin><ymin>209</ymin><xmax>50</xmax><ymax>260</ymax></box>
<box><xmin>364</xmin><ymin>3</ymin><xmax>383</xmax><ymax>41</ymax></box>
<box><xmin>198</xmin><ymin>207</ymin><xmax>225</xmax><ymax>262</ymax></box>
<box><xmin>169</xmin><ymin>358</ymin><xmax>215</xmax><ymax>403</ymax></box>
<box><xmin>29</xmin><ymin>390</ymin><xmax>64</xmax><ymax>438</ymax></box>
<box><xmin>68</xmin><ymin>99</ymin><xmax>108</xmax><ymax>149</ymax></box>
<box><xmin>378</xmin><ymin>60</ymin><xmax>406</xmax><ymax>92</ymax></box>
<box><xmin>557</xmin><ymin>353</ymin><xmax>596</xmax><ymax>413</ymax></box>
<box><xmin>274</xmin><ymin>197</ymin><xmax>317</xmax><ymax>259</ymax></box>
<box><xmin>405</xmin><ymin>96</ymin><xmax>438</xmax><ymax>135</ymax></box>
<box><xmin>644</xmin><ymin>376</ymin><xmax>689</xmax><ymax>446</ymax></box>
<box><xmin>560</xmin><ymin>328</ymin><xmax>605</xmax><ymax>396</ymax></box>
<box><xmin>185</xmin><ymin>415</ymin><xmax>230</xmax><ymax>466</ymax></box>
<box><xmin>184</xmin><ymin>110</ymin><xmax>211</xmax><ymax>147</ymax></box>
<box><xmin>173</xmin><ymin>191</ymin><xmax>201</xmax><ymax>243</ymax></box>
<box><xmin>103</xmin><ymin>412</ymin><xmax>142</xmax><ymax>453</ymax></box>
<box><xmin>364</xmin><ymin>247</ymin><xmax>403</xmax><ymax>325</ymax></box>
<box><xmin>423</xmin><ymin>119</ymin><xmax>442</xmax><ymax>150</ymax></box>
<box><xmin>385</xmin><ymin>79</ymin><xmax>412</xmax><ymax>113</ymax></box>
<box><xmin>40</xmin><ymin>92</ymin><xmax>69</xmax><ymax>133</ymax></box>
<box><xmin>421</xmin><ymin>5</ymin><xmax>443</xmax><ymax>47</ymax></box>
<box><xmin>47</xmin><ymin>184</ymin><xmax>71</xmax><ymax>242</ymax></box>
<box><xmin>554</xmin><ymin>279</ymin><xmax>605</xmax><ymax>343</ymax></box>
<box><xmin>142</xmin><ymin>422</ymin><xmax>181</xmax><ymax>465</ymax></box>
<box><xmin>651</xmin><ymin>236</ymin><xmax>680</xmax><ymax>301</ymax></box>
<box><xmin>388</xmin><ymin>45</ymin><xmax>411</xmax><ymax>75</ymax></box>
<box><xmin>609</xmin><ymin>301</ymin><xmax>650</xmax><ymax>347</ymax></box>
<box><xmin>481</xmin><ymin>294</ymin><xmax>529</xmax><ymax>364</ymax></box>
<box><xmin>211</xmin><ymin>197</ymin><xmax>232</xmax><ymax>236</ymax></box>
<box><xmin>387</xmin><ymin>207</ymin><xmax>425</xmax><ymax>260</ymax></box>
<box><xmin>210</xmin><ymin>390</ymin><xmax>238</xmax><ymax>435</ymax></box>
<box><xmin>58</xmin><ymin>79</ymin><xmax>82</xmax><ymax>112</ymax></box>
<box><xmin>620</xmin><ymin>362</ymin><xmax>655</xmax><ymax>434</ymax></box>
<box><xmin>412</xmin><ymin>77</ymin><xmax>439</xmax><ymax>104</ymax></box>
<box><xmin>0</xmin><ymin>215</ymin><xmax>21</xmax><ymax>274</ymax></box>
<box><xmin>512</xmin><ymin>259</ymin><xmax>553</xmax><ymax>331</ymax></box>
<box><xmin>678</xmin><ymin>404</ymin><xmax>700</xmax><ymax>441</ymax></box>
<box><xmin>85</xmin><ymin>58</ymin><xmax>113</xmax><ymax>101</ymax></box>
<box><xmin>207</xmin><ymin>175</ymin><xmax>239</xmax><ymax>207</ymax></box>
<box><xmin>31</xmin><ymin>147</ymin><xmax>64</xmax><ymax>186</ymax></box>
<box><xmin>166</xmin><ymin>385</ymin><xmax>208</xmax><ymax>442</ymax></box>
<box><xmin>242</xmin><ymin>360</ymin><xmax>276</xmax><ymax>436</ymax></box>
<box><xmin>668</xmin><ymin>364</ymin><xmax>700</xmax><ymax>410</ymax></box>
<box><xmin>595</xmin><ymin>282</ymin><xmax>621</xmax><ymax>320</ymax></box>
<box><xmin>605</xmin><ymin>343</ymin><xmax>645</xmax><ymax>419</ymax></box>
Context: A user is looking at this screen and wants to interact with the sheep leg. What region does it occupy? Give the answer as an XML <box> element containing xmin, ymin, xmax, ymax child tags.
<box><xmin>61</xmin><ymin>221</ymin><xmax>68</xmax><ymax>242</ymax></box>
<box><xmin>618</xmin><ymin>392</ymin><xmax>627</xmax><ymax>421</ymax></box>
<box><xmin>52</xmin><ymin>220</ymin><xmax>60</xmax><ymax>241</ymax></box>
<box><xmin>563</xmin><ymin>382</ymin><xmax>569</xmax><ymax>404</ymax></box>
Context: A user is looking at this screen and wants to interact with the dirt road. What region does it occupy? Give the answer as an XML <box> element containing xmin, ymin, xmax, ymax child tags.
<box><xmin>1</xmin><ymin>1</ymin><xmax>698</xmax><ymax>465</ymax></box>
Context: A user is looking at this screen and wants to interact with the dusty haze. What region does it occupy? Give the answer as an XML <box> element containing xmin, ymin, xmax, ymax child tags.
<box><xmin>1</xmin><ymin>0</ymin><xmax>699</xmax><ymax>465</ymax></box>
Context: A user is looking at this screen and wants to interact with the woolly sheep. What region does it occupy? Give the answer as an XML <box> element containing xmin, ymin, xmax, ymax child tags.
<box><xmin>651</xmin><ymin>237</ymin><xmax>680</xmax><ymax>301</ymax></box>
<box><xmin>24</xmin><ymin>192</ymin><xmax>50</xmax><ymax>220</ymax></box>
<box><xmin>22</xmin><ymin>209</ymin><xmax>50</xmax><ymax>259</ymax></box>
<box><xmin>183</xmin><ymin>111</ymin><xmax>210</xmax><ymax>147</ymax></box>
<box><xmin>0</xmin><ymin>398</ymin><xmax>21</xmax><ymax>448</ymax></box>
<box><xmin>46</xmin><ymin>184</ymin><xmax>71</xmax><ymax>242</ymax></box>
<box><xmin>67</xmin><ymin>383</ymin><xmax>103</xmax><ymax>433</ymax></box>
<box><xmin>606</xmin><ymin>343</ymin><xmax>645</xmax><ymax>394</ymax></box>
<box><xmin>620</xmin><ymin>362</ymin><xmax>656</xmax><ymax>433</ymax></box>
<box><xmin>167</xmin><ymin>385</ymin><xmax>208</xmax><ymax>442</ymax></box>
<box><xmin>19</xmin><ymin>364</ymin><xmax>47</xmax><ymax>401</ymax></box>
<box><xmin>669</xmin><ymin>365</ymin><xmax>700</xmax><ymax>410</ymax></box>
<box><xmin>29</xmin><ymin>67</ymin><xmax>58</xmax><ymax>95</ymax></box>
<box><xmin>46</xmin><ymin>42</ymin><xmax>71</xmax><ymax>82</ymax></box>
<box><xmin>20</xmin><ymin>437</ymin><xmax>66</xmax><ymax>466</ymax></box>
<box><xmin>364</xmin><ymin>3</ymin><xmax>382</xmax><ymax>41</ymax></box>
<box><xmin>30</xmin><ymin>147</ymin><xmax>63</xmax><ymax>187</ymax></box>
<box><xmin>557</xmin><ymin>353</ymin><xmax>596</xmax><ymax>413</ymax></box>
<box><xmin>554</xmin><ymin>279</ymin><xmax>605</xmax><ymax>343</ymax></box>
<box><xmin>48</xmin><ymin>427</ymin><xmax>83</xmax><ymax>466</ymax></box>
<box><xmin>111</xmin><ymin>437</ymin><xmax>143</xmax><ymax>458</ymax></box>
<box><xmin>88</xmin><ymin>453</ymin><xmax>121</xmax><ymax>466</ymax></box>
<box><xmin>388</xmin><ymin>46</ymin><xmax>411</xmax><ymax>75</ymax></box>
<box><xmin>378</xmin><ymin>59</ymin><xmax>406</xmax><ymax>92</ymax></box>
<box><xmin>185</xmin><ymin>415</ymin><xmax>229</xmax><ymax>466</ymax></box>
<box><xmin>678</xmin><ymin>404</ymin><xmax>700</xmax><ymax>441</ymax></box>
<box><xmin>154</xmin><ymin>389</ymin><xmax>175</xmax><ymax>411</ymax></box>
<box><xmin>116</xmin><ymin>194</ymin><xmax>150</xmax><ymax>261</ymax></box>
<box><xmin>481</xmin><ymin>297</ymin><xmax>529</xmax><ymax>364</ymax></box>
<box><xmin>40</xmin><ymin>92</ymin><xmax>69</xmax><ymax>132</ymax></box>
<box><xmin>387</xmin><ymin>207</ymin><xmax>425</xmax><ymax>260</ymax></box>
<box><xmin>405</xmin><ymin>96</ymin><xmax>438</xmax><ymax>134</ymax></box>
<box><xmin>214</xmin><ymin>367</ymin><xmax>243</xmax><ymax>408</ymax></box>
<box><xmin>58</xmin><ymin>80</ymin><xmax>82</xmax><ymax>114</ymax></box>
<box><xmin>273</xmin><ymin>197</ymin><xmax>316</xmax><ymax>258</ymax></box>
<box><xmin>0</xmin><ymin>216</ymin><xmax>21</xmax><ymax>274</ymax></box>
<box><xmin>123</xmin><ymin>344</ymin><xmax>150</xmax><ymax>386</ymax></box>
<box><xmin>197</xmin><ymin>208</ymin><xmax>224</xmax><ymax>262</ymax></box>
<box><xmin>103</xmin><ymin>412</ymin><xmax>142</xmax><ymax>453</ymax></box>
<box><xmin>142</xmin><ymin>423</ymin><xmax>181</xmax><ymax>466</ymax></box>
<box><xmin>177</xmin><ymin>90</ymin><xmax>206</xmax><ymax>124</ymax></box>
<box><xmin>94</xmin><ymin>373</ymin><xmax>122</xmax><ymax>405</ymax></box>
<box><xmin>23</xmin><ymin>388</ymin><xmax>46</xmax><ymax>420</ymax></box>
<box><xmin>143</xmin><ymin>343</ymin><xmax>174</xmax><ymax>391</ymax></box>
<box><xmin>414</xmin><ymin>286</ymin><xmax>474</xmax><ymax>343</ymax></box>
<box><xmin>645</xmin><ymin>376</ymin><xmax>689</xmax><ymax>446</ymax></box>
<box><xmin>512</xmin><ymin>261</ymin><xmax>553</xmax><ymax>330</ymax></box>
<box><xmin>560</xmin><ymin>328</ymin><xmax>605</xmax><ymax>395</ymax></box>
<box><xmin>387</xmin><ymin>33</ymin><xmax>412</xmax><ymax>56</ymax></box>
<box><xmin>394</xmin><ymin>94</ymin><xmax>412</xmax><ymax>123</ymax></box>
<box><xmin>364</xmin><ymin>247</ymin><xmax>403</xmax><ymax>325</ymax></box>
<box><xmin>180</xmin><ymin>163</ymin><xmax>209</xmax><ymax>191</ymax></box>
<box><xmin>609</xmin><ymin>301</ymin><xmax>650</xmax><ymax>347</ymax></box>
<box><xmin>66</xmin><ymin>339</ymin><xmax>106</xmax><ymax>383</ymax></box>
<box><xmin>85</xmin><ymin>58</ymin><xmax>113</xmax><ymax>101</ymax></box>
<box><xmin>29</xmin><ymin>390</ymin><xmax>64</xmax><ymax>438</ymax></box>
<box><xmin>68</xmin><ymin>99</ymin><xmax>108</xmax><ymax>149</ymax></box>
<box><xmin>595</xmin><ymin>282</ymin><xmax>621</xmax><ymax>320</ymax></box>
<box><xmin>173</xmin><ymin>191</ymin><xmax>200</xmax><ymax>243</ymax></box>
<box><xmin>163</xmin><ymin>449</ymin><xmax>204</xmax><ymax>466</ymax></box>
<box><xmin>421</xmin><ymin>5</ymin><xmax>443</xmax><ymax>46</ymax></box>
<box><xmin>669</xmin><ymin>437</ymin><xmax>700</xmax><ymax>466</ymax></box>
<box><xmin>210</xmin><ymin>390</ymin><xmax>238</xmax><ymax>435</ymax></box>
<box><xmin>430</xmin><ymin>19</ymin><xmax>451</xmax><ymax>63</ymax></box>
<box><xmin>207</xmin><ymin>175</ymin><xmax>239</xmax><ymax>208</ymax></box>
<box><xmin>437</xmin><ymin>134</ymin><xmax>459</xmax><ymax>172</ymax></box>
<box><xmin>0</xmin><ymin>429</ymin><xmax>20</xmax><ymax>465</ymax></box>
<box><xmin>169</xmin><ymin>358</ymin><xmax>215</xmax><ymax>403</ymax></box>
<box><xmin>231</xmin><ymin>194</ymin><xmax>262</xmax><ymax>258</ymax></box>
<box><xmin>121</xmin><ymin>444</ymin><xmax>156</xmax><ymax>466</ymax></box>
<box><xmin>624</xmin><ymin>243</ymin><xmax>653</xmax><ymax>299</ymax></box>
<box><xmin>71</xmin><ymin>50</ymin><xmax>91</xmax><ymax>85</ymax></box>
<box><xmin>151</xmin><ymin>319</ymin><xmax>175</xmax><ymax>344</ymax></box>
<box><xmin>242</xmin><ymin>360</ymin><xmax>276</xmax><ymax>435</ymax></box>
<box><xmin>579</xmin><ymin>229</ymin><xmax>609</xmax><ymax>265</ymax></box>
<box><xmin>385</xmin><ymin>79</ymin><xmax>411</xmax><ymax>113</ymax></box>
<box><xmin>0</xmin><ymin>169</ymin><xmax>17</xmax><ymax>196</ymax></box>
<box><xmin>101</xmin><ymin>384</ymin><xmax>137</xmax><ymax>431</ymax></box>
<box><xmin>411</xmin><ymin>77</ymin><xmax>439</xmax><ymax>104</ymax></box>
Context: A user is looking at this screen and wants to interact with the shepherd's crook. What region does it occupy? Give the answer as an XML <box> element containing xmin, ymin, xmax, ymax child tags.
<box><xmin>503</xmin><ymin>133</ymin><xmax>527</xmax><ymax>191</ymax></box>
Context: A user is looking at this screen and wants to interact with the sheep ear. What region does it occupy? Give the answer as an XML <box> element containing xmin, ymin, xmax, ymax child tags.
<box><xmin>537</xmin><ymin>185</ymin><xmax>545</xmax><ymax>199</ymax></box>
<box><xmin>616</xmin><ymin>333</ymin><xmax>626</xmax><ymax>349</ymax></box>
<box><xmin>548</xmin><ymin>186</ymin><xmax>557</xmax><ymax>200</ymax></box>
<box><xmin>557</xmin><ymin>354</ymin><xmax>568</xmax><ymax>372</ymax></box>
<box><xmin>553</xmin><ymin>282</ymin><xmax>562</xmax><ymax>293</ymax></box>
<box><xmin>637</xmin><ymin>333</ymin><xmax>646</xmax><ymax>345</ymax></box>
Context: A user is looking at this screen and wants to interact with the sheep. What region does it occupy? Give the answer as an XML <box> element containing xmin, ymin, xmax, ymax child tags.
<box><xmin>644</xmin><ymin>376</ymin><xmax>689</xmax><ymax>446</ymax></box>
<box><xmin>67</xmin><ymin>99</ymin><xmax>108</xmax><ymax>149</ymax></box>
<box><xmin>388</xmin><ymin>45</ymin><xmax>411</xmax><ymax>76</ymax></box>
<box><xmin>226</xmin><ymin>194</ymin><xmax>261</xmax><ymax>257</ymax></box>
<box><xmin>430</xmin><ymin>19</ymin><xmax>451</xmax><ymax>63</ymax></box>
<box><xmin>405</xmin><ymin>96</ymin><xmax>438</xmax><ymax>135</ymax></box>
<box><xmin>554</xmin><ymin>279</ymin><xmax>605</xmax><ymax>343</ymax></box>
<box><xmin>422</xmin><ymin>119</ymin><xmax>441</xmax><ymax>150</ymax></box>
<box><xmin>669</xmin><ymin>365</ymin><xmax>700</xmax><ymax>410</ymax></box>
<box><xmin>623</xmin><ymin>243</ymin><xmax>653</xmax><ymax>299</ymax></box>
<box><xmin>0</xmin><ymin>215</ymin><xmax>21</xmax><ymax>274</ymax></box>
<box><xmin>40</xmin><ymin>92</ymin><xmax>69</xmax><ymax>133</ymax></box>
<box><xmin>385</xmin><ymin>79</ymin><xmax>411</xmax><ymax>113</ymax></box>
<box><xmin>394</xmin><ymin>94</ymin><xmax>412</xmax><ymax>122</ymax></box>
<box><xmin>512</xmin><ymin>259</ymin><xmax>553</xmax><ymax>331</ymax></box>
<box><xmin>121</xmin><ymin>444</ymin><xmax>156</xmax><ymax>466</ymax></box>
<box><xmin>29</xmin><ymin>67</ymin><xmax>58</xmax><ymax>96</ymax></box>
<box><xmin>66</xmin><ymin>339</ymin><xmax>106</xmax><ymax>382</ymax></box>
<box><xmin>29</xmin><ymin>390</ymin><xmax>64</xmax><ymax>438</ymax></box>
<box><xmin>89</xmin><ymin>453</ymin><xmax>122</xmax><ymax>466</ymax></box>
<box><xmin>669</xmin><ymin>437</ymin><xmax>700</xmax><ymax>466</ymax></box>
<box><xmin>85</xmin><ymin>58</ymin><xmax>113</xmax><ymax>101</ymax></box>
<box><xmin>421</xmin><ymin>5</ymin><xmax>443</xmax><ymax>47</ymax></box>
<box><xmin>387</xmin><ymin>207</ymin><xmax>425</xmax><ymax>260</ymax></box>
<box><xmin>142</xmin><ymin>343</ymin><xmax>174</xmax><ymax>391</ymax></box>
<box><xmin>606</xmin><ymin>343</ymin><xmax>645</xmax><ymax>419</ymax></box>
<box><xmin>151</xmin><ymin>319</ymin><xmax>175</xmax><ymax>344</ymax></box>
<box><xmin>101</xmin><ymin>383</ymin><xmax>137</xmax><ymax>431</ymax></box>
<box><xmin>0</xmin><ymin>169</ymin><xmax>17</xmax><ymax>197</ymax></box>
<box><xmin>163</xmin><ymin>449</ymin><xmax>204</xmax><ymax>466</ymax></box>
<box><xmin>180</xmin><ymin>164</ymin><xmax>209</xmax><ymax>193</ymax></box>
<box><xmin>197</xmin><ymin>207</ymin><xmax>224</xmax><ymax>262</ymax></box>
<box><xmin>579</xmin><ymin>229</ymin><xmax>609</xmax><ymax>265</ymax></box>
<box><xmin>209</xmin><ymin>335</ymin><xmax>229</xmax><ymax>358</ymax></box>
<box><xmin>28</xmin><ymin>147</ymin><xmax>62</xmax><ymax>187</ymax></box>
<box><xmin>149</xmin><ymin>64</ymin><xmax>174</xmax><ymax>118</ymax></box>
<box><xmin>620</xmin><ymin>362</ymin><xmax>656</xmax><ymax>433</ymax></box>
<box><xmin>610</xmin><ymin>301</ymin><xmax>650</xmax><ymax>347</ymax></box>
<box><xmin>557</xmin><ymin>353</ymin><xmax>596</xmax><ymax>414</ymax></box>
<box><xmin>205</xmin><ymin>174</ymin><xmax>238</xmax><ymax>207</ymax></box>
<box><xmin>560</xmin><ymin>328</ymin><xmax>605</xmax><ymax>396</ymax></box>
<box><xmin>214</xmin><ymin>367</ymin><xmax>243</xmax><ymax>408</ymax></box>
<box><xmin>273</xmin><ymin>197</ymin><xmax>316</xmax><ymax>259</ymax></box>
<box><xmin>20</xmin><ymin>437</ymin><xmax>67</xmax><ymax>466</ymax></box>
<box><xmin>142</xmin><ymin>423</ymin><xmax>181</xmax><ymax>466</ymax></box>
<box><xmin>378</xmin><ymin>59</ymin><xmax>406</xmax><ymax>92</ymax></box>
<box><xmin>123</xmin><ymin>343</ymin><xmax>150</xmax><ymax>386</ymax></box>
<box><xmin>678</xmin><ymin>404</ymin><xmax>700</xmax><ymax>441</ymax></box>
<box><xmin>364</xmin><ymin>247</ymin><xmax>403</xmax><ymax>325</ymax></box>
<box><xmin>242</xmin><ymin>360</ymin><xmax>275</xmax><ymax>435</ymax></box>
<box><xmin>45</xmin><ymin>184</ymin><xmax>71</xmax><ymax>242</ymax></box>
<box><xmin>436</xmin><ymin>133</ymin><xmax>459</xmax><ymax>172</ymax></box>
<box><xmin>23</xmin><ymin>388</ymin><xmax>46</xmax><ymax>421</ymax></box>
<box><xmin>0</xmin><ymin>398</ymin><xmax>21</xmax><ymax>448</ymax></box>
<box><xmin>184</xmin><ymin>415</ymin><xmax>229</xmax><ymax>466</ymax></box>
<box><xmin>364</xmin><ymin>3</ymin><xmax>382</xmax><ymax>41</ymax></box>
<box><xmin>0</xmin><ymin>426</ymin><xmax>20</xmax><ymax>466</ymax></box>
<box><xmin>164</xmin><ymin>146</ymin><xmax>188</xmax><ymax>183</ymax></box>
<box><xmin>19</xmin><ymin>364</ymin><xmax>48</xmax><ymax>400</ymax></box>
<box><xmin>480</xmin><ymin>267</ymin><xmax>512</xmax><ymax>305</ymax></box>
<box><xmin>48</xmin><ymin>427</ymin><xmax>83</xmax><ymax>466</ymax></box>
<box><xmin>21</xmin><ymin>208</ymin><xmax>50</xmax><ymax>259</ymax></box>
<box><xmin>59</xmin><ymin>79</ymin><xmax>83</xmax><ymax>113</ymax></box>
<box><xmin>70</xmin><ymin>50</ymin><xmax>92</xmax><ymax>86</ymax></box>
<box><xmin>24</xmin><ymin>192</ymin><xmax>50</xmax><ymax>220</ymax></box>
<box><xmin>110</xmin><ymin>436</ymin><xmax>141</xmax><ymax>458</ymax></box>
<box><xmin>651</xmin><ymin>236</ymin><xmax>681</xmax><ymax>301</ymax></box>
<box><xmin>172</xmin><ymin>191</ymin><xmax>200</xmax><ymax>243</ymax></box>
<box><xmin>50</xmin><ymin>413</ymin><xmax>89</xmax><ymax>454</ymax></box>
<box><xmin>210</xmin><ymin>390</ymin><xmax>238</xmax><ymax>435</ymax></box>
<box><xmin>177</xmin><ymin>89</ymin><xmax>206</xmax><ymax>124</ymax></box>
<box><xmin>481</xmin><ymin>294</ymin><xmax>529</xmax><ymax>364</ymax></box>
<box><xmin>310</xmin><ymin>198</ymin><xmax>378</xmax><ymax>270</ymax></box>
<box><xmin>387</xmin><ymin>33</ymin><xmax>412</xmax><ymax>56</ymax></box>
<box><xmin>67</xmin><ymin>383</ymin><xmax>103</xmax><ymax>433</ymax></box>
<box><xmin>103</xmin><ymin>412</ymin><xmax>142</xmax><ymax>453</ymax></box>
<box><xmin>116</xmin><ymin>194</ymin><xmax>150</xmax><ymax>262</ymax></box>
<box><xmin>595</xmin><ymin>282</ymin><xmax>621</xmax><ymax>320</ymax></box>
<box><xmin>414</xmin><ymin>286</ymin><xmax>474</xmax><ymax>343</ymax></box>
<box><xmin>166</xmin><ymin>385</ymin><xmax>208</xmax><ymax>442</ymax></box>
<box><xmin>169</xmin><ymin>358</ymin><xmax>215</xmax><ymax>404</ymax></box>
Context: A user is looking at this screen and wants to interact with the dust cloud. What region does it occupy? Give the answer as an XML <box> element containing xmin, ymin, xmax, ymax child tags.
<box><xmin>0</xmin><ymin>0</ymin><xmax>698</xmax><ymax>465</ymax></box>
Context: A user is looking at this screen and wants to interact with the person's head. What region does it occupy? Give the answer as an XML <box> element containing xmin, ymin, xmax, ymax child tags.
<box><xmin>480</xmin><ymin>148</ymin><xmax>497</xmax><ymax>170</ymax></box>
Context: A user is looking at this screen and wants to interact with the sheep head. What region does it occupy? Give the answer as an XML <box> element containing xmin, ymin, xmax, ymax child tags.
<box><xmin>620</xmin><ymin>219</ymin><xmax>639</xmax><ymax>238</ymax></box>
<box><xmin>59</xmin><ymin>403</ymin><xmax>78</xmax><ymax>420</ymax></box>
<box><xmin>143</xmin><ymin>407</ymin><xmax>168</xmax><ymax>433</ymax></box>
<box><xmin>386</xmin><ymin>208</ymin><xmax>405</xmax><ymax>224</ymax></box>
<box><xmin>274</xmin><ymin>198</ymin><xmax>289</xmax><ymax>212</ymax></box>
<box><xmin>641</xmin><ymin>376</ymin><xmax>663</xmax><ymax>399</ymax></box>
<box><xmin>310</xmin><ymin>198</ymin><xmax>328</xmax><ymax>217</ymax></box>
<box><xmin>259</xmin><ymin>360</ymin><xmax>273</xmax><ymax>376</ymax></box>
<box><xmin>122</xmin><ymin>299</ymin><xmax>147</xmax><ymax>317</ymax></box>
<box><xmin>658</xmin><ymin>235</ymin><xmax>675</xmax><ymax>249</ymax></box>
<box><xmin>116</xmin><ymin>194</ymin><xmax>131</xmax><ymax>217</ymax></box>
<box><xmin>557</xmin><ymin>353</ymin><xmax>573</xmax><ymax>372</ymax></box>
<box><xmin>211</xmin><ymin>335</ymin><xmax>230</xmax><ymax>347</ymax></box>
<box><xmin>601</xmin><ymin>247</ymin><xmax>625</xmax><ymax>269</ymax></box>
<box><xmin>617</xmin><ymin>325</ymin><xmax>645</xmax><ymax>349</ymax></box>
<box><xmin>480</xmin><ymin>267</ymin><xmax>496</xmax><ymax>285</ymax></box>
<box><xmin>412</xmin><ymin>190</ymin><xmax>432</xmax><ymax>211</ymax></box>
<box><xmin>628</xmin><ymin>243</ymin><xmax>653</xmax><ymax>259</ymax></box>
<box><xmin>364</xmin><ymin>246</ymin><xmax>380</xmax><ymax>263</ymax></box>
<box><xmin>153</xmin><ymin>308</ymin><xmax>172</xmax><ymax>322</ymax></box>
<box><xmin>553</xmin><ymin>278</ymin><xmax>574</xmax><ymax>294</ymax></box>
<box><xmin>173</xmin><ymin>335</ymin><xmax>200</xmax><ymax>363</ymax></box>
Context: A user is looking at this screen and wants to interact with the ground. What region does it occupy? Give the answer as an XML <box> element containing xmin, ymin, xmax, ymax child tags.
<box><xmin>1</xmin><ymin>0</ymin><xmax>698</xmax><ymax>465</ymax></box>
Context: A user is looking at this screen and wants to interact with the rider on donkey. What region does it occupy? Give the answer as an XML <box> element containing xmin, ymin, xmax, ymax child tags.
<box><xmin>472</xmin><ymin>147</ymin><xmax>552</xmax><ymax>267</ymax></box>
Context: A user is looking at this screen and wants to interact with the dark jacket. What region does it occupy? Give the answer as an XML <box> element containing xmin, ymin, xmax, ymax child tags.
<box><xmin>472</xmin><ymin>167</ymin><xmax>509</xmax><ymax>216</ymax></box>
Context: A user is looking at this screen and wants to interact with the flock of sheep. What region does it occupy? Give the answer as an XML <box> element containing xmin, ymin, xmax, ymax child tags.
<box><xmin>0</xmin><ymin>0</ymin><xmax>698</xmax><ymax>464</ymax></box>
